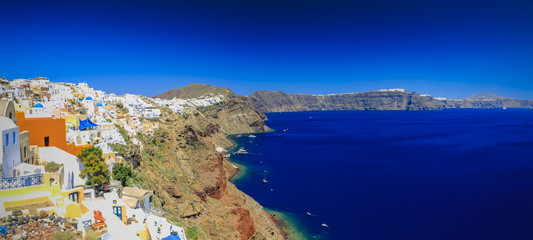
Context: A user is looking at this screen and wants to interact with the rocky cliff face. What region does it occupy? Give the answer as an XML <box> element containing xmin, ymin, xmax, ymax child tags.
<box><xmin>441</xmin><ymin>93</ymin><xmax>533</xmax><ymax>109</ymax></box>
<box><xmin>248</xmin><ymin>90</ymin><xmax>533</xmax><ymax>112</ymax></box>
<box><xmin>248</xmin><ymin>90</ymin><xmax>445</xmax><ymax>112</ymax></box>
<box><xmin>115</xmin><ymin>85</ymin><xmax>283</xmax><ymax>240</ymax></box>
<box><xmin>155</xmin><ymin>84</ymin><xmax>271</xmax><ymax>134</ymax></box>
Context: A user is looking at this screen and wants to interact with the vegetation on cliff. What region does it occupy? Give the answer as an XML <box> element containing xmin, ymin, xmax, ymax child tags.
<box><xmin>110</xmin><ymin>85</ymin><xmax>285</xmax><ymax>240</ymax></box>
<box><xmin>154</xmin><ymin>83</ymin><xmax>271</xmax><ymax>134</ymax></box>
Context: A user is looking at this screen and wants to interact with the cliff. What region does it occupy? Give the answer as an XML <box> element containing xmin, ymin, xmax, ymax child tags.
<box><xmin>441</xmin><ymin>93</ymin><xmax>533</xmax><ymax>109</ymax></box>
<box><xmin>154</xmin><ymin>84</ymin><xmax>271</xmax><ymax>134</ymax></box>
<box><xmin>114</xmin><ymin>85</ymin><xmax>283</xmax><ymax>240</ymax></box>
<box><xmin>248</xmin><ymin>89</ymin><xmax>445</xmax><ymax>112</ymax></box>
<box><xmin>248</xmin><ymin>90</ymin><xmax>533</xmax><ymax>112</ymax></box>
<box><xmin>153</xmin><ymin>83</ymin><xmax>232</xmax><ymax>100</ymax></box>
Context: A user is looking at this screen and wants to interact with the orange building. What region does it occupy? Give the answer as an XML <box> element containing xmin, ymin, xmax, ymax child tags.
<box><xmin>16</xmin><ymin>111</ymin><xmax>90</xmax><ymax>156</ymax></box>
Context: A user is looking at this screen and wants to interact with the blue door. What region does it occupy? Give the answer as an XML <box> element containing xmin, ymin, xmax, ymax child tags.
<box><xmin>113</xmin><ymin>206</ymin><xmax>122</xmax><ymax>220</ymax></box>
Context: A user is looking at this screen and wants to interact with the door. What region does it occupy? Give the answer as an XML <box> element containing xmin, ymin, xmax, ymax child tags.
<box><xmin>44</xmin><ymin>137</ymin><xmax>50</xmax><ymax>147</ymax></box>
<box><xmin>144</xmin><ymin>197</ymin><xmax>150</xmax><ymax>213</ymax></box>
<box><xmin>113</xmin><ymin>206</ymin><xmax>122</xmax><ymax>220</ymax></box>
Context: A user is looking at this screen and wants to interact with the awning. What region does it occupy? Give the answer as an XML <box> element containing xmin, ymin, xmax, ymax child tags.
<box><xmin>79</xmin><ymin>118</ymin><xmax>98</xmax><ymax>130</ymax></box>
<box><xmin>162</xmin><ymin>235</ymin><xmax>181</xmax><ymax>240</ymax></box>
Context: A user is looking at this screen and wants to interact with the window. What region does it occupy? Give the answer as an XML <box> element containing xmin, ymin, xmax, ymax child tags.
<box><xmin>5</xmin><ymin>133</ymin><xmax>9</xmax><ymax>147</ymax></box>
<box><xmin>13</xmin><ymin>132</ymin><xmax>16</xmax><ymax>144</ymax></box>
<box><xmin>44</xmin><ymin>137</ymin><xmax>50</xmax><ymax>147</ymax></box>
<box><xmin>69</xmin><ymin>192</ymin><xmax>79</xmax><ymax>203</ymax></box>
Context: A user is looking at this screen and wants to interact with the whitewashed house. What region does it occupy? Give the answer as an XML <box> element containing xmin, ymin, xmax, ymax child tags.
<box><xmin>0</xmin><ymin>117</ymin><xmax>22</xmax><ymax>178</ymax></box>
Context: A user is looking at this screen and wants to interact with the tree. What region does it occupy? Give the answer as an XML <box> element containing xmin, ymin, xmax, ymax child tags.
<box><xmin>112</xmin><ymin>163</ymin><xmax>133</xmax><ymax>187</ymax></box>
<box><xmin>79</xmin><ymin>146</ymin><xmax>110</xmax><ymax>186</ymax></box>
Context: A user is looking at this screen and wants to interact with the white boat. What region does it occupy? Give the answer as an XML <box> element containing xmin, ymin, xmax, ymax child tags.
<box><xmin>248</xmin><ymin>135</ymin><xmax>257</xmax><ymax>138</ymax></box>
<box><xmin>321</xmin><ymin>223</ymin><xmax>328</xmax><ymax>228</ymax></box>
<box><xmin>233</xmin><ymin>147</ymin><xmax>248</xmax><ymax>155</ymax></box>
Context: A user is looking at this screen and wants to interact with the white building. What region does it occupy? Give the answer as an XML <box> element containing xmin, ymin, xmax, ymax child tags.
<box><xmin>24</xmin><ymin>103</ymin><xmax>52</xmax><ymax>118</ymax></box>
<box><xmin>39</xmin><ymin>147</ymin><xmax>85</xmax><ymax>190</ymax></box>
<box><xmin>66</xmin><ymin>128</ymin><xmax>101</xmax><ymax>145</ymax></box>
<box><xmin>0</xmin><ymin>117</ymin><xmax>22</xmax><ymax>178</ymax></box>
<box><xmin>83</xmin><ymin>96</ymin><xmax>96</xmax><ymax>116</ymax></box>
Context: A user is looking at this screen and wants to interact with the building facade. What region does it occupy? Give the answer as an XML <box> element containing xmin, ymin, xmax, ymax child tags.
<box><xmin>1</xmin><ymin>117</ymin><xmax>22</xmax><ymax>177</ymax></box>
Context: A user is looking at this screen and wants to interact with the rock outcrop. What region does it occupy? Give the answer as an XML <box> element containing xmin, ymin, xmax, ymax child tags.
<box><xmin>155</xmin><ymin>84</ymin><xmax>271</xmax><ymax>134</ymax></box>
<box><xmin>116</xmin><ymin>85</ymin><xmax>284</xmax><ymax>240</ymax></box>
<box><xmin>248</xmin><ymin>90</ymin><xmax>533</xmax><ymax>112</ymax></box>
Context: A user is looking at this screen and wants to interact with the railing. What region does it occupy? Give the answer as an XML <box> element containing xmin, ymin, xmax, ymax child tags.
<box><xmin>82</xmin><ymin>219</ymin><xmax>92</xmax><ymax>229</ymax></box>
<box><xmin>0</xmin><ymin>174</ymin><xmax>44</xmax><ymax>190</ymax></box>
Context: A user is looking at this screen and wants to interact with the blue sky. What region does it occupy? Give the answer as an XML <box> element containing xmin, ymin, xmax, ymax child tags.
<box><xmin>1</xmin><ymin>0</ymin><xmax>532</xmax><ymax>99</ymax></box>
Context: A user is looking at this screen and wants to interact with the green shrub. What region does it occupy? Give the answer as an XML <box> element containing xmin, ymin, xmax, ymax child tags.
<box><xmin>85</xmin><ymin>230</ymin><xmax>99</xmax><ymax>240</ymax></box>
<box><xmin>45</xmin><ymin>162</ymin><xmax>62</xmax><ymax>173</ymax></box>
<box><xmin>186</xmin><ymin>225</ymin><xmax>207</xmax><ymax>240</ymax></box>
<box><xmin>112</xmin><ymin>163</ymin><xmax>133</xmax><ymax>187</ymax></box>
<box><xmin>51</xmin><ymin>230</ymin><xmax>77</xmax><ymax>240</ymax></box>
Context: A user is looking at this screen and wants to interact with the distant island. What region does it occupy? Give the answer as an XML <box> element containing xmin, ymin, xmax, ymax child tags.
<box><xmin>248</xmin><ymin>89</ymin><xmax>533</xmax><ymax>113</ymax></box>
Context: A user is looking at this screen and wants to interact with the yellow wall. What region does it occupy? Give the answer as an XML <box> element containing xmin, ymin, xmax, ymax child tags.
<box><xmin>61</xmin><ymin>114</ymin><xmax>88</xmax><ymax>129</ymax></box>
<box><xmin>103</xmin><ymin>152</ymin><xmax>116</xmax><ymax>164</ymax></box>
<box><xmin>3</xmin><ymin>196</ymin><xmax>50</xmax><ymax>209</ymax></box>
<box><xmin>0</xmin><ymin>173</ymin><xmax>51</xmax><ymax>199</ymax></box>
<box><xmin>136</xmin><ymin>225</ymin><xmax>151</xmax><ymax>240</ymax></box>
<box><xmin>1</xmin><ymin>173</ymin><xmax>88</xmax><ymax>218</ymax></box>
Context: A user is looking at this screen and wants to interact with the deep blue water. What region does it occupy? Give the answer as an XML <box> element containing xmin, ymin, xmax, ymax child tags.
<box><xmin>230</xmin><ymin>109</ymin><xmax>533</xmax><ymax>240</ymax></box>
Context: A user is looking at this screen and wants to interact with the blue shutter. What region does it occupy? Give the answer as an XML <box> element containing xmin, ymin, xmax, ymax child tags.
<box><xmin>5</xmin><ymin>133</ymin><xmax>8</xmax><ymax>147</ymax></box>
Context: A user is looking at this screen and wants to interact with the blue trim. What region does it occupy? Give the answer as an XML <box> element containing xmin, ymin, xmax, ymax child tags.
<box><xmin>0</xmin><ymin>174</ymin><xmax>44</xmax><ymax>190</ymax></box>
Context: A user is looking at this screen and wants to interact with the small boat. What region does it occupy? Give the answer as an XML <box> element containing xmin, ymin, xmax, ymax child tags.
<box><xmin>248</xmin><ymin>135</ymin><xmax>257</xmax><ymax>138</ymax></box>
<box><xmin>503</xmin><ymin>107</ymin><xmax>507</xmax><ymax>110</ymax></box>
<box><xmin>307</xmin><ymin>212</ymin><xmax>312</xmax><ymax>216</ymax></box>
<box><xmin>262</xmin><ymin>178</ymin><xmax>268</xmax><ymax>184</ymax></box>
<box><xmin>233</xmin><ymin>147</ymin><xmax>248</xmax><ymax>155</ymax></box>
<box><xmin>321</xmin><ymin>223</ymin><xmax>329</xmax><ymax>228</ymax></box>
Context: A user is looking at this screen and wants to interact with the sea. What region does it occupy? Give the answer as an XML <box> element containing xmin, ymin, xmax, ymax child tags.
<box><xmin>230</xmin><ymin>109</ymin><xmax>533</xmax><ymax>240</ymax></box>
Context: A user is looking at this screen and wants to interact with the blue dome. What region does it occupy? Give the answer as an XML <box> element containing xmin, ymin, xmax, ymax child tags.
<box><xmin>34</xmin><ymin>103</ymin><xmax>44</xmax><ymax>108</ymax></box>
<box><xmin>85</xmin><ymin>97</ymin><xmax>93</xmax><ymax>101</ymax></box>
<box><xmin>97</xmin><ymin>103</ymin><xmax>103</xmax><ymax>107</ymax></box>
